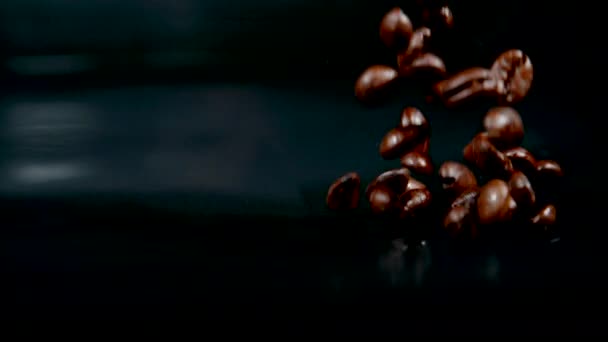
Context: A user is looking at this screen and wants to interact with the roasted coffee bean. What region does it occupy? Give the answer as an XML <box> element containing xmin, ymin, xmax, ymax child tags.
<box><xmin>422</xmin><ymin>6</ymin><xmax>454</xmax><ymax>30</ymax></box>
<box><xmin>443</xmin><ymin>206</ymin><xmax>478</xmax><ymax>239</ymax></box>
<box><xmin>399</xmin><ymin>53</ymin><xmax>447</xmax><ymax>79</ymax></box>
<box><xmin>531</xmin><ymin>204</ymin><xmax>557</xmax><ymax>227</ymax></box>
<box><xmin>326</xmin><ymin>172</ymin><xmax>361</xmax><ymax>211</ymax></box>
<box><xmin>483</xmin><ymin>107</ymin><xmax>524</xmax><ymax>149</ymax></box>
<box><xmin>379</xmin><ymin>7</ymin><xmax>414</xmax><ymax>50</ymax></box>
<box><xmin>433</xmin><ymin>67</ymin><xmax>501</xmax><ymax>107</ymax></box>
<box><xmin>463</xmin><ymin>133</ymin><xmax>513</xmax><ymax>178</ymax></box>
<box><xmin>369</xmin><ymin>185</ymin><xmax>399</xmax><ymax>215</ymax></box>
<box><xmin>535</xmin><ymin>160</ymin><xmax>564</xmax><ymax>178</ymax></box>
<box><xmin>397</xmin><ymin>27</ymin><xmax>432</xmax><ymax>67</ymax></box>
<box><xmin>399</xmin><ymin>188</ymin><xmax>432</xmax><ymax>218</ymax></box>
<box><xmin>407</xmin><ymin>178</ymin><xmax>427</xmax><ymax>192</ymax></box>
<box><xmin>491</xmin><ymin>50</ymin><xmax>533</xmax><ymax>105</ymax></box>
<box><xmin>379</xmin><ymin>127</ymin><xmax>423</xmax><ymax>160</ymax></box>
<box><xmin>477</xmin><ymin>179</ymin><xmax>517</xmax><ymax>225</ymax></box>
<box><xmin>366</xmin><ymin>168</ymin><xmax>411</xmax><ymax>197</ymax></box>
<box><xmin>412</xmin><ymin>137</ymin><xmax>431</xmax><ymax>154</ymax></box>
<box><xmin>504</xmin><ymin>147</ymin><xmax>537</xmax><ymax>175</ymax></box>
<box><xmin>399</xmin><ymin>107</ymin><xmax>429</xmax><ymax>132</ymax></box>
<box><xmin>508</xmin><ymin>171</ymin><xmax>536</xmax><ymax>210</ymax></box>
<box><xmin>451</xmin><ymin>188</ymin><xmax>479</xmax><ymax>209</ymax></box>
<box><xmin>400</xmin><ymin>151</ymin><xmax>433</xmax><ymax>175</ymax></box>
<box><xmin>439</xmin><ymin>161</ymin><xmax>478</xmax><ymax>197</ymax></box>
<box><xmin>355</xmin><ymin>65</ymin><xmax>399</xmax><ymax>104</ymax></box>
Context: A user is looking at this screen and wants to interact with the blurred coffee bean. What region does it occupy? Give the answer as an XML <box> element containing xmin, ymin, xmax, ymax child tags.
<box><xmin>366</xmin><ymin>168</ymin><xmax>411</xmax><ymax>197</ymax></box>
<box><xmin>326</xmin><ymin>172</ymin><xmax>361</xmax><ymax>211</ymax></box>
<box><xmin>379</xmin><ymin>127</ymin><xmax>423</xmax><ymax>160</ymax></box>
<box><xmin>477</xmin><ymin>179</ymin><xmax>516</xmax><ymax>225</ymax></box>
<box><xmin>490</xmin><ymin>50</ymin><xmax>534</xmax><ymax>105</ymax></box>
<box><xmin>369</xmin><ymin>185</ymin><xmax>398</xmax><ymax>215</ymax></box>
<box><xmin>379</xmin><ymin>7</ymin><xmax>414</xmax><ymax>51</ymax></box>
<box><xmin>397</xmin><ymin>27</ymin><xmax>432</xmax><ymax>67</ymax></box>
<box><xmin>400</xmin><ymin>151</ymin><xmax>433</xmax><ymax>175</ymax></box>
<box><xmin>463</xmin><ymin>132</ymin><xmax>513</xmax><ymax>178</ymax></box>
<box><xmin>531</xmin><ymin>204</ymin><xmax>557</xmax><ymax>227</ymax></box>
<box><xmin>399</xmin><ymin>188</ymin><xmax>432</xmax><ymax>218</ymax></box>
<box><xmin>508</xmin><ymin>171</ymin><xmax>536</xmax><ymax>210</ymax></box>
<box><xmin>535</xmin><ymin>160</ymin><xmax>564</xmax><ymax>178</ymax></box>
<box><xmin>399</xmin><ymin>107</ymin><xmax>429</xmax><ymax>132</ymax></box>
<box><xmin>355</xmin><ymin>65</ymin><xmax>399</xmax><ymax>104</ymax></box>
<box><xmin>399</xmin><ymin>53</ymin><xmax>447</xmax><ymax>79</ymax></box>
<box><xmin>443</xmin><ymin>206</ymin><xmax>478</xmax><ymax>239</ymax></box>
<box><xmin>451</xmin><ymin>188</ymin><xmax>479</xmax><ymax>209</ymax></box>
<box><xmin>504</xmin><ymin>147</ymin><xmax>537</xmax><ymax>176</ymax></box>
<box><xmin>406</xmin><ymin>178</ymin><xmax>427</xmax><ymax>192</ymax></box>
<box><xmin>412</xmin><ymin>137</ymin><xmax>430</xmax><ymax>154</ymax></box>
<box><xmin>422</xmin><ymin>6</ymin><xmax>454</xmax><ymax>30</ymax></box>
<box><xmin>483</xmin><ymin>107</ymin><xmax>524</xmax><ymax>149</ymax></box>
<box><xmin>439</xmin><ymin>161</ymin><xmax>478</xmax><ymax>197</ymax></box>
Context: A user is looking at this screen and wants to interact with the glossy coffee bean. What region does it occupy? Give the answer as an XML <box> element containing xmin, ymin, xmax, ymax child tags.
<box><xmin>477</xmin><ymin>179</ymin><xmax>517</xmax><ymax>225</ymax></box>
<box><xmin>491</xmin><ymin>50</ymin><xmax>533</xmax><ymax>105</ymax></box>
<box><xmin>483</xmin><ymin>107</ymin><xmax>524</xmax><ymax>149</ymax></box>
<box><xmin>400</xmin><ymin>151</ymin><xmax>433</xmax><ymax>175</ymax></box>
<box><xmin>406</xmin><ymin>178</ymin><xmax>427</xmax><ymax>192</ymax></box>
<box><xmin>451</xmin><ymin>188</ymin><xmax>479</xmax><ymax>209</ymax></box>
<box><xmin>379</xmin><ymin>7</ymin><xmax>414</xmax><ymax>50</ymax></box>
<box><xmin>399</xmin><ymin>53</ymin><xmax>447</xmax><ymax>79</ymax></box>
<box><xmin>422</xmin><ymin>6</ymin><xmax>454</xmax><ymax>30</ymax></box>
<box><xmin>508</xmin><ymin>171</ymin><xmax>536</xmax><ymax>210</ymax></box>
<box><xmin>399</xmin><ymin>107</ymin><xmax>429</xmax><ymax>132</ymax></box>
<box><xmin>531</xmin><ymin>204</ymin><xmax>557</xmax><ymax>226</ymax></box>
<box><xmin>355</xmin><ymin>65</ymin><xmax>399</xmax><ymax>104</ymax></box>
<box><xmin>397</xmin><ymin>27</ymin><xmax>432</xmax><ymax>67</ymax></box>
<box><xmin>366</xmin><ymin>168</ymin><xmax>411</xmax><ymax>197</ymax></box>
<box><xmin>433</xmin><ymin>67</ymin><xmax>501</xmax><ymax>107</ymax></box>
<box><xmin>443</xmin><ymin>206</ymin><xmax>478</xmax><ymax>239</ymax></box>
<box><xmin>535</xmin><ymin>160</ymin><xmax>564</xmax><ymax>178</ymax></box>
<box><xmin>399</xmin><ymin>188</ymin><xmax>432</xmax><ymax>218</ymax></box>
<box><xmin>379</xmin><ymin>127</ymin><xmax>423</xmax><ymax>160</ymax></box>
<box><xmin>438</xmin><ymin>161</ymin><xmax>478</xmax><ymax>197</ymax></box>
<box><xmin>412</xmin><ymin>137</ymin><xmax>430</xmax><ymax>154</ymax></box>
<box><xmin>369</xmin><ymin>185</ymin><xmax>398</xmax><ymax>215</ymax></box>
<box><xmin>463</xmin><ymin>133</ymin><xmax>513</xmax><ymax>178</ymax></box>
<box><xmin>504</xmin><ymin>147</ymin><xmax>536</xmax><ymax>175</ymax></box>
<box><xmin>326</xmin><ymin>172</ymin><xmax>361</xmax><ymax>211</ymax></box>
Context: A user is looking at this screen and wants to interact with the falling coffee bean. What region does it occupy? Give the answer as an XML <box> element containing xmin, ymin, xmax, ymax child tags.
<box><xmin>439</xmin><ymin>161</ymin><xmax>478</xmax><ymax>197</ymax></box>
<box><xmin>326</xmin><ymin>172</ymin><xmax>361</xmax><ymax>211</ymax></box>
<box><xmin>399</xmin><ymin>188</ymin><xmax>432</xmax><ymax>219</ymax></box>
<box><xmin>379</xmin><ymin>127</ymin><xmax>423</xmax><ymax>160</ymax></box>
<box><xmin>477</xmin><ymin>179</ymin><xmax>517</xmax><ymax>225</ymax></box>
<box><xmin>422</xmin><ymin>6</ymin><xmax>454</xmax><ymax>30</ymax></box>
<box><xmin>379</xmin><ymin>7</ymin><xmax>414</xmax><ymax>51</ymax></box>
<box><xmin>483</xmin><ymin>107</ymin><xmax>524</xmax><ymax>149</ymax></box>
<box><xmin>355</xmin><ymin>65</ymin><xmax>399</xmax><ymax>104</ymax></box>
<box><xmin>412</xmin><ymin>137</ymin><xmax>431</xmax><ymax>154</ymax></box>
<box><xmin>490</xmin><ymin>50</ymin><xmax>533</xmax><ymax>105</ymax></box>
<box><xmin>400</xmin><ymin>151</ymin><xmax>433</xmax><ymax>175</ymax></box>
<box><xmin>399</xmin><ymin>53</ymin><xmax>447</xmax><ymax>79</ymax></box>
<box><xmin>464</xmin><ymin>133</ymin><xmax>513</xmax><ymax>178</ymax></box>
<box><xmin>451</xmin><ymin>188</ymin><xmax>479</xmax><ymax>209</ymax></box>
<box><xmin>508</xmin><ymin>171</ymin><xmax>536</xmax><ymax>210</ymax></box>
<box><xmin>443</xmin><ymin>206</ymin><xmax>478</xmax><ymax>239</ymax></box>
<box><xmin>406</xmin><ymin>178</ymin><xmax>427</xmax><ymax>192</ymax></box>
<box><xmin>369</xmin><ymin>185</ymin><xmax>398</xmax><ymax>215</ymax></box>
<box><xmin>535</xmin><ymin>160</ymin><xmax>564</xmax><ymax>178</ymax></box>
<box><xmin>531</xmin><ymin>204</ymin><xmax>557</xmax><ymax>227</ymax></box>
<box><xmin>366</xmin><ymin>168</ymin><xmax>411</xmax><ymax>198</ymax></box>
<box><xmin>504</xmin><ymin>147</ymin><xmax>537</xmax><ymax>176</ymax></box>
<box><xmin>397</xmin><ymin>27</ymin><xmax>432</xmax><ymax>67</ymax></box>
<box><xmin>399</xmin><ymin>107</ymin><xmax>429</xmax><ymax>132</ymax></box>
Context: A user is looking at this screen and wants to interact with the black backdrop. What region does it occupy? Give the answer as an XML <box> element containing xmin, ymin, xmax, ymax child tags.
<box><xmin>0</xmin><ymin>0</ymin><xmax>595</xmax><ymax>333</ymax></box>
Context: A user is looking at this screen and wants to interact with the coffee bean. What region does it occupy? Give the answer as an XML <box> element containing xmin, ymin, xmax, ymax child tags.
<box><xmin>535</xmin><ymin>160</ymin><xmax>564</xmax><ymax>178</ymax></box>
<box><xmin>399</xmin><ymin>188</ymin><xmax>432</xmax><ymax>218</ymax></box>
<box><xmin>508</xmin><ymin>171</ymin><xmax>536</xmax><ymax>210</ymax></box>
<box><xmin>483</xmin><ymin>107</ymin><xmax>524</xmax><ymax>149</ymax></box>
<box><xmin>443</xmin><ymin>206</ymin><xmax>478</xmax><ymax>239</ymax></box>
<box><xmin>326</xmin><ymin>172</ymin><xmax>361</xmax><ymax>211</ymax></box>
<box><xmin>504</xmin><ymin>147</ymin><xmax>537</xmax><ymax>176</ymax></box>
<box><xmin>422</xmin><ymin>6</ymin><xmax>454</xmax><ymax>30</ymax></box>
<box><xmin>366</xmin><ymin>168</ymin><xmax>411</xmax><ymax>198</ymax></box>
<box><xmin>491</xmin><ymin>49</ymin><xmax>533</xmax><ymax>105</ymax></box>
<box><xmin>451</xmin><ymin>188</ymin><xmax>479</xmax><ymax>209</ymax></box>
<box><xmin>477</xmin><ymin>179</ymin><xmax>517</xmax><ymax>225</ymax></box>
<box><xmin>369</xmin><ymin>185</ymin><xmax>399</xmax><ymax>215</ymax></box>
<box><xmin>433</xmin><ymin>67</ymin><xmax>501</xmax><ymax>107</ymax></box>
<box><xmin>531</xmin><ymin>204</ymin><xmax>557</xmax><ymax>227</ymax></box>
<box><xmin>355</xmin><ymin>65</ymin><xmax>399</xmax><ymax>104</ymax></box>
<box><xmin>400</xmin><ymin>151</ymin><xmax>433</xmax><ymax>175</ymax></box>
<box><xmin>399</xmin><ymin>53</ymin><xmax>447</xmax><ymax>79</ymax></box>
<box><xmin>463</xmin><ymin>132</ymin><xmax>513</xmax><ymax>178</ymax></box>
<box><xmin>407</xmin><ymin>178</ymin><xmax>427</xmax><ymax>192</ymax></box>
<box><xmin>399</xmin><ymin>107</ymin><xmax>429</xmax><ymax>132</ymax></box>
<box><xmin>379</xmin><ymin>127</ymin><xmax>423</xmax><ymax>160</ymax></box>
<box><xmin>397</xmin><ymin>27</ymin><xmax>432</xmax><ymax>67</ymax></box>
<box><xmin>412</xmin><ymin>137</ymin><xmax>431</xmax><ymax>154</ymax></box>
<box><xmin>438</xmin><ymin>161</ymin><xmax>478</xmax><ymax>197</ymax></box>
<box><xmin>379</xmin><ymin>7</ymin><xmax>414</xmax><ymax>51</ymax></box>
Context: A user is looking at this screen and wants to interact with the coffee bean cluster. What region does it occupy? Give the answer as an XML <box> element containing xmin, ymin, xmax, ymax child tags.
<box><xmin>439</xmin><ymin>107</ymin><xmax>562</xmax><ymax>239</ymax></box>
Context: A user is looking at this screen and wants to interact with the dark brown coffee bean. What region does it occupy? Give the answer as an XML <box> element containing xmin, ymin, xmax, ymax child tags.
<box><xmin>443</xmin><ymin>206</ymin><xmax>478</xmax><ymax>239</ymax></box>
<box><xmin>399</xmin><ymin>188</ymin><xmax>432</xmax><ymax>219</ymax></box>
<box><xmin>433</xmin><ymin>67</ymin><xmax>501</xmax><ymax>107</ymax></box>
<box><xmin>379</xmin><ymin>7</ymin><xmax>414</xmax><ymax>50</ymax></box>
<box><xmin>491</xmin><ymin>50</ymin><xmax>533</xmax><ymax>105</ymax></box>
<box><xmin>355</xmin><ymin>65</ymin><xmax>399</xmax><ymax>104</ymax></box>
<box><xmin>326</xmin><ymin>172</ymin><xmax>361</xmax><ymax>211</ymax></box>
<box><xmin>463</xmin><ymin>133</ymin><xmax>513</xmax><ymax>178</ymax></box>
<box><xmin>399</xmin><ymin>107</ymin><xmax>429</xmax><ymax>132</ymax></box>
<box><xmin>508</xmin><ymin>171</ymin><xmax>536</xmax><ymax>210</ymax></box>
<box><xmin>397</xmin><ymin>27</ymin><xmax>431</xmax><ymax>67</ymax></box>
<box><xmin>379</xmin><ymin>127</ymin><xmax>423</xmax><ymax>160</ymax></box>
<box><xmin>535</xmin><ymin>160</ymin><xmax>564</xmax><ymax>178</ymax></box>
<box><xmin>422</xmin><ymin>6</ymin><xmax>454</xmax><ymax>30</ymax></box>
<box><xmin>369</xmin><ymin>185</ymin><xmax>399</xmax><ymax>215</ymax></box>
<box><xmin>366</xmin><ymin>168</ymin><xmax>411</xmax><ymax>198</ymax></box>
<box><xmin>451</xmin><ymin>188</ymin><xmax>479</xmax><ymax>209</ymax></box>
<box><xmin>483</xmin><ymin>107</ymin><xmax>524</xmax><ymax>149</ymax></box>
<box><xmin>531</xmin><ymin>204</ymin><xmax>557</xmax><ymax>226</ymax></box>
<box><xmin>438</xmin><ymin>161</ymin><xmax>478</xmax><ymax>197</ymax></box>
<box><xmin>504</xmin><ymin>147</ymin><xmax>537</xmax><ymax>175</ymax></box>
<box><xmin>406</xmin><ymin>178</ymin><xmax>427</xmax><ymax>192</ymax></box>
<box><xmin>412</xmin><ymin>137</ymin><xmax>431</xmax><ymax>154</ymax></box>
<box><xmin>477</xmin><ymin>179</ymin><xmax>517</xmax><ymax>225</ymax></box>
<box><xmin>400</xmin><ymin>151</ymin><xmax>433</xmax><ymax>175</ymax></box>
<box><xmin>399</xmin><ymin>53</ymin><xmax>447</xmax><ymax>79</ymax></box>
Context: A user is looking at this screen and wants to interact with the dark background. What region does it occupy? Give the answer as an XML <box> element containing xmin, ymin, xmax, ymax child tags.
<box><xmin>0</xmin><ymin>0</ymin><xmax>595</xmax><ymax>332</ymax></box>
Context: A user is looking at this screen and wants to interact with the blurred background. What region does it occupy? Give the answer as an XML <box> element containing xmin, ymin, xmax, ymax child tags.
<box><xmin>0</xmin><ymin>0</ymin><xmax>591</xmax><ymax>327</ymax></box>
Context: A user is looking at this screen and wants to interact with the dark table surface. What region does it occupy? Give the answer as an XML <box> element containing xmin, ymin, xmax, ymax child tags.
<box><xmin>0</xmin><ymin>0</ymin><xmax>598</xmax><ymax>332</ymax></box>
